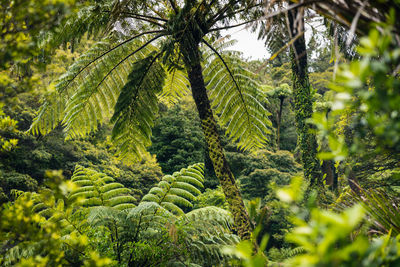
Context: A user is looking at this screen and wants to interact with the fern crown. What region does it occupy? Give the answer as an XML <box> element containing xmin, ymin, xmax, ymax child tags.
<box><xmin>31</xmin><ymin>0</ymin><xmax>270</xmax><ymax>160</ymax></box>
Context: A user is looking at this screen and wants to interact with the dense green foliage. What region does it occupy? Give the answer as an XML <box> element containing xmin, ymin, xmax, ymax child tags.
<box><xmin>149</xmin><ymin>105</ymin><xmax>205</xmax><ymax>175</ymax></box>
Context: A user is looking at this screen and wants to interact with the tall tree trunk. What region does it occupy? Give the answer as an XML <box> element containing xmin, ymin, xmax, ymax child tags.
<box><xmin>276</xmin><ymin>96</ymin><xmax>284</xmax><ymax>150</ymax></box>
<box><xmin>288</xmin><ymin>5</ymin><xmax>323</xmax><ymax>189</ymax></box>
<box><xmin>180</xmin><ymin>41</ymin><xmax>252</xmax><ymax>240</ymax></box>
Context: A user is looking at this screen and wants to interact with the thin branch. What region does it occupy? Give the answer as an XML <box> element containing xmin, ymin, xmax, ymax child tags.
<box><xmin>262</xmin><ymin>0</ymin><xmax>322</xmax><ymax>22</ymax></box>
<box><xmin>169</xmin><ymin>0</ymin><xmax>179</xmax><ymax>14</ymax></box>
<box><xmin>213</xmin><ymin>3</ymin><xmax>264</xmax><ymax>23</ymax></box>
<box><xmin>203</xmin><ymin>0</ymin><xmax>219</xmax><ymax>16</ymax></box>
<box><xmin>116</xmin><ymin>11</ymin><xmax>167</xmax><ymax>22</ymax></box>
<box><xmin>208</xmin><ymin>19</ymin><xmax>257</xmax><ymax>32</ymax></box>
<box><xmin>255</xmin><ymin>30</ymin><xmax>304</xmax><ymax>74</ymax></box>
<box><xmin>207</xmin><ymin>0</ymin><xmax>241</xmax><ymax>26</ymax></box>
<box><xmin>60</xmin><ymin>30</ymin><xmax>165</xmax><ymax>93</ymax></box>
<box><xmin>346</xmin><ymin>1</ymin><xmax>366</xmax><ymax>47</ymax></box>
<box><xmin>103</xmin><ymin>10</ymin><xmax>165</xmax><ymax>27</ymax></box>
<box><xmin>145</xmin><ymin>3</ymin><xmax>167</xmax><ymax>20</ymax></box>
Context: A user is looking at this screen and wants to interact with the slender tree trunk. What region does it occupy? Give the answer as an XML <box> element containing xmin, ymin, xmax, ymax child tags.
<box><xmin>276</xmin><ymin>96</ymin><xmax>284</xmax><ymax>150</ymax></box>
<box><xmin>321</xmin><ymin>160</ymin><xmax>334</xmax><ymax>187</ymax></box>
<box><xmin>288</xmin><ymin>5</ymin><xmax>322</xmax><ymax>189</ymax></box>
<box><xmin>180</xmin><ymin>41</ymin><xmax>252</xmax><ymax>240</ymax></box>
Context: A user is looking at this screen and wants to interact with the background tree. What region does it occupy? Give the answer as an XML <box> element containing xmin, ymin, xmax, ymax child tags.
<box><xmin>264</xmin><ymin>84</ymin><xmax>293</xmax><ymax>150</ymax></box>
<box><xmin>287</xmin><ymin>4</ymin><xmax>322</xmax><ymax>189</ymax></box>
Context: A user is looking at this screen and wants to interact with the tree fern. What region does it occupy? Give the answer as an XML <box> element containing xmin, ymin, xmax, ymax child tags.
<box><xmin>202</xmin><ymin>41</ymin><xmax>272</xmax><ymax>151</ymax></box>
<box><xmin>69</xmin><ymin>165</ymin><xmax>136</xmax><ymax>210</ymax></box>
<box><xmin>30</xmin><ymin>34</ymin><xmax>160</xmax><ymax>141</ymax></box>
<box><xmin>179</xmin><ymin>206</ymin><xmax>239</xmax><ymax>266</ymax></box>
<box><xmin>29</xmin><ymin>165</ymin><xmax>136</xmax><ymax>239</ymax></box>
<box><xmin>31</xmin><ymin>0</ymin><xmax>268</xmax><ymax>239</ymax></box>
<box><xmin>110</xmin><ymin>52</ymin><xmax>166</xmax><ymax>161</ymax></box>
<box><xmin>141</xmin><ymin>163</ymin><xmax>204</xmax><ymax>215</ymax></box>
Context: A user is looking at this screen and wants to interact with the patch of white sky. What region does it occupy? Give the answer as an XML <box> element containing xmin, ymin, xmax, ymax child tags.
<box><xmin>220</xmin><ymin>15</ymin><xmax>326</xmax><ymax>61</ymax></box>
<box><xmin>221</xmin><ymin>26</ymin><xmax>270</xmax><ymax>60</ymax></box>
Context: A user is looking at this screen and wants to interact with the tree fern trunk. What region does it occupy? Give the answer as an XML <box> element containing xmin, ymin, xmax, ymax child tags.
<box><xmin>277</xmin><ymin>96</ymin><xmax>284</xmax><ymax>150</ymax></box>
<box><xmin>181</xmin><ymin>43</ymin><xmax>252</xmax><ymax>240</ymax></box>
<box><xmin>288</xmin><ymin>5</ymin><xmax>322</xmax><ymax>188</ymax></box>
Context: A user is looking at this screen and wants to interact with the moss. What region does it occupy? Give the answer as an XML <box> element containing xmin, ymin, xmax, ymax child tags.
<box><xmin>288</xmin><ymin>7</ymin><xmax>322</xmax><ymax>191</ymax></box>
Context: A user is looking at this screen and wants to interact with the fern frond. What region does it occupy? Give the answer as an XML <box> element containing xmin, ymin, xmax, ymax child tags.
<box><xmin>68</xmin><ymin>165</ymin><xmax>136</xmax><ymax>209</ymax></box>
<box><xmin>183</xmin><ymin>206</ymin><xmax>234</xmax><ymax>232</ymax></box>
<box><xmin>177</xmin><ymin>206</ymin><xmax>238</xmax><ymax>266</ymax></box>
<box><xmin>110</xmin><ymin>52</ymin><xmax>166</xmax><ymax>161</ymax></box>
<box><xmin>87</xmin><ymin>206</ymin><xmax>127</xmax><ymax>228</ymax></box>
<box><xmin>202</xmin><ymin>40</ymin><xmax>272</xmax><ymax>151</ymax></box>
<box><xmin>30</xmin><ymin>34</ymin><xmax>163</xmax><ymax>158</ymax></box>
<box><xmin>159</xmin><ymin>68</ymin><xmax>190</xmax><ymax>105</ymax></box>
<box><xmin>40</xmin><ymin>1</ymin><xmax>113</xmax><ymax>49</ymax></box>
<box><xmin>141</xmin><ymin>163</ymin><xmax>204</xmax><ymax>215</ymax></box>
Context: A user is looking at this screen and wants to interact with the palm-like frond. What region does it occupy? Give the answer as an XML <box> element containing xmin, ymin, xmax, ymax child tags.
<box><xmin>40</xmin><ymin>0</ymin><xmax>113</xmax><ymax>50</ymax></box>
<box><xmin>159</xmin><ymin>68</ymin><xmax>190</xmax><ymax>105</ymax></box>
<box><xmin>141</xmin><ymin>163</ymin><xmax>204</xmax><ymax>215</ymax></box>
<box><xmin>30</xmin><ymin>34</ymin><xmax>160</xmax><ymax>140</ymax></box>
<box><xmin>110</xmin><ymin>52</ymin><xmax>166</xmax><ymax>161</ymax></box>
<box><xmin>69</xmin><ymin>165</ymin><xmax>136</xmax><ymax>210</ymax></box>
<box><xmin>179</xmin><ymin>206</ymin><xmax>239</xmax><ymax>266</ymax></box>
<box><xmin>202</xmin><ymin>40</ymin><xmax>272</xmax><ymax>151</ymax></box>
<box><xmin>333</xmin><ymin>185</ymin><xmax>400</xmax><ymax>236</ymax></box>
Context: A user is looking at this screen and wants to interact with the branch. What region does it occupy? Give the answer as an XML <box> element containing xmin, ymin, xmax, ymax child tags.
<box><xmin>145</xmin><ymin>3</ymin><xmax>168</xmax><ymax>20</ymax></box>
<box><xmin>169</xmin><ymin>0</ymin><xmax>178</xmax><ymax>13</ymax></box>
<box><xmin>262</xmin><ymin>0</ymin><xmax>321</xmax><ymax>21</ymax></box>
<box><xmin>208</xmin><ymin>19</ymin><xmax>257</xmax><ymax>32</ymax></box>
<box><xmin>207</xmin><ymin>0</ymin><xmax>241</xmax><ymax>26</ymax></box>
<box><xmin>60</xmin><ymin>30</ymin><xmax>165</xmax><ymax>93</ymax></box>
<box><xmin>103</xmin><ymin>10</ymin><xmax>166</xmax><ymax>27</ymax></box>
<box><xmin>212</xmin><ymin>3</ymin><xmax>264</xmax><ymax>23</ymax></box>
<box><xmin>117</xmin><ymin>12</ymin><xmax>167</xmax><ymax>22</ymax></box>
<box><xmin>255</xmin><ymin>30</ymin><xmax>304</xmax><ymax>74</ymax></box>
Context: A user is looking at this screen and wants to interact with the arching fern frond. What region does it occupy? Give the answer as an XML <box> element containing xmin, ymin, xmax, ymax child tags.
<box><xmin>40</xmin><ymin>0</ymin><xmax>114</xmax><ymax>50</ymax></box>
<box><xmin>202</xmin><ymin>40</ymin><xmax>272</xmax><ymax>151</ymax></box>
<box><xmin>30</xmin><ymin>34</ymin><xmax>163</xmax><ymax>152</ymax></box>
<box><xmin>141</xmin><ymin>163</ymin><xmax>204</xmax><ymax>215</ymax></box>
<box><xmin>159</xmin><ymin>68</ymin><xmax>190</xmax><ymax>105</ymax></box>
<box><xmin>69</xmin><ymin>165</ymin><xmax>136</xmax><ymax>210</ymax></box>
<box><xmin>110</xmin><ymin>52</ymin><xmax>166</xmax><ymax>161</ymax></box>
<box><xmin>183</xmin><ymin>206</ymin><xmax>234</xmax><ymax>233</ymax></box>
<box><xmin>178</xmin><ymin>206</ymin><xmax>239</xmax><ymax>266</ymax></box>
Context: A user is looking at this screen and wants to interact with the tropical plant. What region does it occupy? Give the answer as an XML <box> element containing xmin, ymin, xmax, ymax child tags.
<box><xmin>30</xmin><ymin>0</ymin><xmax>271</xmax><ymax>239</ymax></box>
<box><xmin>0</xmin><ymin>104</ymin><xmax>19</xmax><ymax>152</ymax></box>
<box><xmin>1</xmin><ymin>163</ymin><xmax>239</xmax><ymax>266</ymax></box>
<box><xmin>275</xmin><ymin>176</ymin><xmax>400</xmax><ymax>267</ymax></box>
<box><xmin>141</xmin><ymin>163</ymin><xmax>204</xmax><ymax>215</ymax></box>
<box><xmin>0</xmin><ymin>170</ymin><xmax>113</xmax><ymax>266</ymax></box>
<box><xmin>334</xmin><ymin>185</ymin><xmax>400</xmax><ymax>237</ymax></box>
